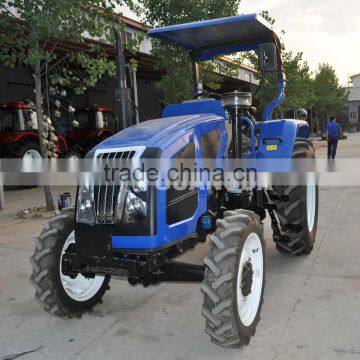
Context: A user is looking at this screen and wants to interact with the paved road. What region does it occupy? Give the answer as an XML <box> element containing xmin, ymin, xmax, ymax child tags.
<box><xmin>0</xmin><ymin>136</ymin><xmax>360</xmax><ymax>360</ymax></box>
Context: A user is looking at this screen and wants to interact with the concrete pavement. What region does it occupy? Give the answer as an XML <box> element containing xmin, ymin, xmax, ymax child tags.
<box><xmin>0</xmin><ymin>136</ymin><xmax>359</xmax><ymax>360</ymax></box>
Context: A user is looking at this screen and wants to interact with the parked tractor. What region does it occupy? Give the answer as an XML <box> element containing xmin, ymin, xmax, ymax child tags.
<box><xmin>31</xmin><ymin>14</ymin><xmax>319</xmax><ymax>348</ymax></box>
<box><xmin>66</xmin><ymin>105</ymin><xmax>116</xmax><ymax>157</ymax></box>
<box><xmin>0</xmin><ymin>101</ymin><xmax>69</xmax><ymax>158</ymax></box>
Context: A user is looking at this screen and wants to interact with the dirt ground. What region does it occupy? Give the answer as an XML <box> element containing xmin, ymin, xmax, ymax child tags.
<box><xmin>0</xmin><ymin>135</ymin><xmax>359</xmax><ymax>359</ymax></box>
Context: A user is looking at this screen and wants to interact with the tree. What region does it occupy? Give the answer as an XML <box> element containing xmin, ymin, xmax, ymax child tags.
<box><xmin>132</xmin><ymin>0</ymin><xmax>242</xmax><ymax>104</ymax></box>
<box><xmin>313</xmin><ymin>63</ymin><xmax>347</xmax><ymax>130</ymax></box>
<box><xmin>0</xmin><ymin>0</ymin><xmax>135</xmax><ymax>209</ymax></box>
<box><xmin>244</xmin><ymin>11</ymin><xmax>315</xmax><ymax>118</ymax></box>
<box><xmin>246</xmin><ymin>50</ymin><xmax>315</xmax><ymax>117</ymax></box>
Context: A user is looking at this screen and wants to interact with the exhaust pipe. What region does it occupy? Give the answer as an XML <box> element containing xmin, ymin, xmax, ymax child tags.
<box><xmin>113</xmin><ymin>27</ymin><xmax>132</xmax><ymax>132</ymax></box>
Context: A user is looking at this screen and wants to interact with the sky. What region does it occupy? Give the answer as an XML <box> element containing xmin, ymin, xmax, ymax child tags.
<box><xmin>121</xmin><ymin>0</ymin><xmax>360</xmax><ymax>86</ymax></box>
<box><xmin>237</xmin><ymin>0</ymin><xmax>360</xmax><ymax>85</ymax></box>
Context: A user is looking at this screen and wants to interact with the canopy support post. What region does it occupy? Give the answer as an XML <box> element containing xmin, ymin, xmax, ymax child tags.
<box><xmin>191</xmin><ymin>54</ymin><xmax>202</xmax><ymax>97</ymax></box>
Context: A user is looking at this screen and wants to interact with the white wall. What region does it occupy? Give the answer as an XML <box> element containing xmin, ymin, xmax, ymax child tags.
<box><xmin>352</xmin><ymin>75</ymin><xmax>360</xmax><ymax>88</ymax></box>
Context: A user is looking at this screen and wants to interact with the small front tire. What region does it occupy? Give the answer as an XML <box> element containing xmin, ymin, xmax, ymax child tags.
<box><xmin>30</xmin><ymin>207</ymin><xmax>110</xmax><ymax>317</ymax></box>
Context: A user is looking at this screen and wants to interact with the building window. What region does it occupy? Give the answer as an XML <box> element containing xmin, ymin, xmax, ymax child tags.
<box><xmin>121</xmin><ymin>30</ymin><xmax>133</xmax><ymax>44</ymax></box>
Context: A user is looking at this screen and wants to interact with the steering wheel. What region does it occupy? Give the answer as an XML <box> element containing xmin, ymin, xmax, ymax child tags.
<box><xmin>193</xmin><ymin>92</ymin><xmax>222</xmax><ymax>100</ymax></box>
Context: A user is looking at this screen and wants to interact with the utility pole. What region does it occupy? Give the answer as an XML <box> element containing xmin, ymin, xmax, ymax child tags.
<box><xmin>132</xmin><ymin>68</ymin><xmax>140</xmax><ymax>124</ymax></box>
<box><xmin>0</xmin><ymin>182</ymin><xmax>5</xmax><ymax>210</ymax></box>
<box><xmin>113</xmin><ymin>28</ymin><xmax>132</xmax><ymax>132</ymax></box>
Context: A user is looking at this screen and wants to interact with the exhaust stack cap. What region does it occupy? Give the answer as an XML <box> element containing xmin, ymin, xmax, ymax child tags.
<box><xmin>221</xmin><ymin>91</ymin><xmax>252</xmax><ymax>109</ymax></box>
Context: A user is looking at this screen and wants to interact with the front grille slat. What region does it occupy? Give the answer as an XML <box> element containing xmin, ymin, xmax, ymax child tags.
<box><xmin>94</xmin><ymin>150</ymin><xmax>134</xmax><ymax>224</ymax></box>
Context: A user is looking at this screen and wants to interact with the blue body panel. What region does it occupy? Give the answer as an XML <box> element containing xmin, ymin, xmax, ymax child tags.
<box><xmin>93</xmin><ymin>113</ymin><xmax>225</xmax><ymax>151</ymax></box>
<box><xmin>256</xmin><ymin>119</ymin><xmax>310</xmax><ymax>158</ymax></box>
<box><xmin>162</xmin><ymin>99</ymin><xmax>226</xmax><ymax>119</ymax></box>
<box><xmin>92</xmin><ymin>100</ymin><xmax>309</xmax><ymax>251</ymax></box>
<box><xmin>109</xmin><ymin>112</ymin><xmax>228</xmax><ymax>250</ymax></box>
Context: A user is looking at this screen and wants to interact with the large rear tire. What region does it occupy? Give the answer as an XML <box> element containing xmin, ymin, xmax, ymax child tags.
<box><xmin>30</xmin><ymin>207</ymin><xmax>110</xmax><ymax>317</ymax></box>
<box><xmin>270</xmin><ymin>139</ymin><xmax>319</xmax><ymax>256</ymax></box>
<box><xmin>65</xmin><ymin>144</ymin><xmax>84</xmax><ymax>159</ymax></box>
<box><xmin>201</xmin><ymin>209</ymin><xmax>265</xmax><ymax>348</ymax></box>
<box><xmin>4</xmin><ymin>139</ymin><xmax>42</xmax><ymax>189</ymax></box>
<box><xmin>7</xmin><ymin>139</ymin><xmax>42</xmax><ymax>159</ymax></box>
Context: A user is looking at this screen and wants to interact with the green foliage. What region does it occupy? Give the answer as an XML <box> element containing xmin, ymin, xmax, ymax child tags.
<box><xmin>313</xmin><ymin>63</ymin><xmax>347</xmax><ymax>117</ymax></box>
<box><xmin>0</xmin><ymin>1</ymin><xmax>139</xmax><ymax>96</ymax></box>
<box><xmin>132</xmin><ymin>0</ymin><xmax>241</xmax><ymax>104</ymax></box>
<box><xmin>245</xmin><ymin>11</ymin><xmax>315</xmax><ymax>115</ymax></box>
<box><xmin>245</xmin><ymin>49</ymin><xmax>315</xmax><ymax>115</ymax></box>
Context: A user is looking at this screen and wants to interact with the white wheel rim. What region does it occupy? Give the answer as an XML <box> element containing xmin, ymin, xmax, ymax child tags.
<box><xmin>236</xmin><ymin>233</ymin><xmax>263</xmax><ymax>327</ymax></box>
<box><xmin>60</xmin><ymin>231</ymin><xmax>105</xmax><ymax>302</ymax></box>
<box><xmin>23</xmin><ymin>149</ymin><xmax>41</xmax><ymax>159</ymax></box>
<box><xmin>307</xmin><ymin>176</ymin><xmax>316</xmax><ymax>233</ymax></box>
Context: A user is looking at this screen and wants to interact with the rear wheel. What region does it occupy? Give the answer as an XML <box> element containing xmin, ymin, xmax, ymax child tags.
<box><xmin>30</xmin><ymin>207</ymin><xmax>110</xmax><ymax>317</ymax></box>
<box><xmin>201</xmin><ymin>209</ymin><xmax>265</xmax><ymax>348</ymax></box>
<box><xmin>65</xmin><ymin>145</ymin><xmax>83</xmax><ymax>159</ymax></box>
<box><xmin>270</xmin><ymin>139</ymin><xmax>319</xmax><ymax>255</ymax></box>
<box><xmin>5</xmin><ymin>140</ymin><xmax>42</xmax><ymax>188</ymax></box>
<box><xmin>7</xmin><ymin>139</ymin><xmax>41</xmax><ymax>159</ymax></box>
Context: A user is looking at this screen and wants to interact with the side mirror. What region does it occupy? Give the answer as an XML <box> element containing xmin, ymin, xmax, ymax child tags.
<box><xmin>258</xmin><ymin>43</ymin><xmax>277</xmax><ymax>72</ymax></box>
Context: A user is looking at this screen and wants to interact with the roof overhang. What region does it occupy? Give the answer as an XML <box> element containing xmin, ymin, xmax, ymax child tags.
<box><xmin>148</xmin><ymin>13</ymin><xmax>281</xmax><ymax>61</ymax></box>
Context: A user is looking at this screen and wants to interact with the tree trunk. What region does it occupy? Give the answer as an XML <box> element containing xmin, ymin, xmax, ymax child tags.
<box><xmin>34</xmin><ymin>62</ymin><xmax>55</xmax><ymax>211</ymax></box>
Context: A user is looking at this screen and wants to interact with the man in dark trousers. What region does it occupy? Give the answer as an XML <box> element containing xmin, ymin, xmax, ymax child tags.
<box><xmin>326</xmin><ymin>115</ymin><xmax>341</xmax><ymax>159</ymax></box>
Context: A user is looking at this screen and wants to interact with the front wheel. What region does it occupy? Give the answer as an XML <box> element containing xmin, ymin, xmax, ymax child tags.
<box><xmin>201</xmin><ymin>209</ymin><xmax>265</xmax><ymax>348</ymax></box>
<box><xmin>30</xmin><ymin>207</ymin><xmax>110</xmax><ymax>317</ymax></box>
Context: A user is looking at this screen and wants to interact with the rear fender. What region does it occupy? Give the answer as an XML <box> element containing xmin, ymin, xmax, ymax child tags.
<box><xmin>256</xmin><ymin>119</ymin><xmax>309</xmax><ymax>158</ymax></box>
<box><xmin>56</xmin><ymin>135</ymin><xmax>68</xmax><ymax>154</ymax></box>
<box><xmin>0</xmin><ymin>131</ymin><xmax>38</xmax><ymax>144</ymax></box>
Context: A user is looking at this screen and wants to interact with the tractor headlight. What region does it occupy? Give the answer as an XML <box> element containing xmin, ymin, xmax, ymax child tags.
<box><xmin>123</xmin><ymin>186</ymin><xmax>147</xmax><ymax>223</ymax></box>
<box><xmin>76</xmin><ymin>186</ymin><xmax>95</xmax><ymax>226</ymax></box>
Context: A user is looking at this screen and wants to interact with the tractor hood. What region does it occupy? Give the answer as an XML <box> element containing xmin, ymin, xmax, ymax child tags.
<box><xmin>92</xmin><ymin>113</ymin><xmax>224</xmax><ymax>151</ymax></box>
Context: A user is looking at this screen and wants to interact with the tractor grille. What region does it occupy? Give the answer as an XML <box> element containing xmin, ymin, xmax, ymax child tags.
<box><xmin>94</xmin><ymin>150</ymin><xmax>136</xmax><ymax>224</ymax></box>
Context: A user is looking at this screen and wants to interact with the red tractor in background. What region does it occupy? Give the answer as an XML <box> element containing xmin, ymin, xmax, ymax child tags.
<box><xmin>0</xmin><ymin>101</ymin><xmax>69</xmax><ymax>159</ymax></box>
<box><xmin>65</xmin><ymin>104</ymin><xmax>116</xmax><ymax>157</ymax></box>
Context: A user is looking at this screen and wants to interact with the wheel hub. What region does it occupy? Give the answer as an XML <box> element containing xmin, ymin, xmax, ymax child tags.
<box><xmin>60</xmin><ymin>231</ymin><xmax>106</xmax><ymax>302</ymax></box>
<box><xmin>240</xmin><ymin>259</ymin><xmax>254</xmax><ymax>297</ymax></box>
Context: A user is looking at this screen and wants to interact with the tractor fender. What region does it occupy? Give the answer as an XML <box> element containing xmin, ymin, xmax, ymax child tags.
<box><xmin>56</xmin><ymin>135</ymin><xmax>68</xmax><ymax>154</ymax></box>
<box><xmin>256</xmin><ymin>119</ymin><xmax>309</xmax><ymax>158</ymax></box>
<box><xmin>0</xmin><ymin>131</ymin><xmax>39</xmax><ymax>144</ymax></box>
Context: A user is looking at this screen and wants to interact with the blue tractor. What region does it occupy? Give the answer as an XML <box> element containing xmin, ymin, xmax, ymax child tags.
<box><xmin>30</xmin><ymin>14</ymin><xmax>319</xmax><ymax>348</ymax></box>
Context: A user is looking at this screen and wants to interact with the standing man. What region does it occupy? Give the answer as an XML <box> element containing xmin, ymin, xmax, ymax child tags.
<box><xmin>326</xmin><ymin>115</ymin><xmax>341</xmax><ymax>159</ymax></box>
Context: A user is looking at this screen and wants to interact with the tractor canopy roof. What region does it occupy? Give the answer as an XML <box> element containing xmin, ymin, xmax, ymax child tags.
<box><xmin>148</xmin><ymin>13</ymin><xmax>281</xmax><ymax>61</ymax></box>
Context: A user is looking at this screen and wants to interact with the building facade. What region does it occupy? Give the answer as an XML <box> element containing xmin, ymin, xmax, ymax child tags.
<box><xmin>0</xmin><ymin>15</ymin><xmax>258</xmax><ymax>129</ymax></box>
<box><xmin>348</xmin><ymin>74</ymin><xmax>360</xmax><ymax>129</ymax></box>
